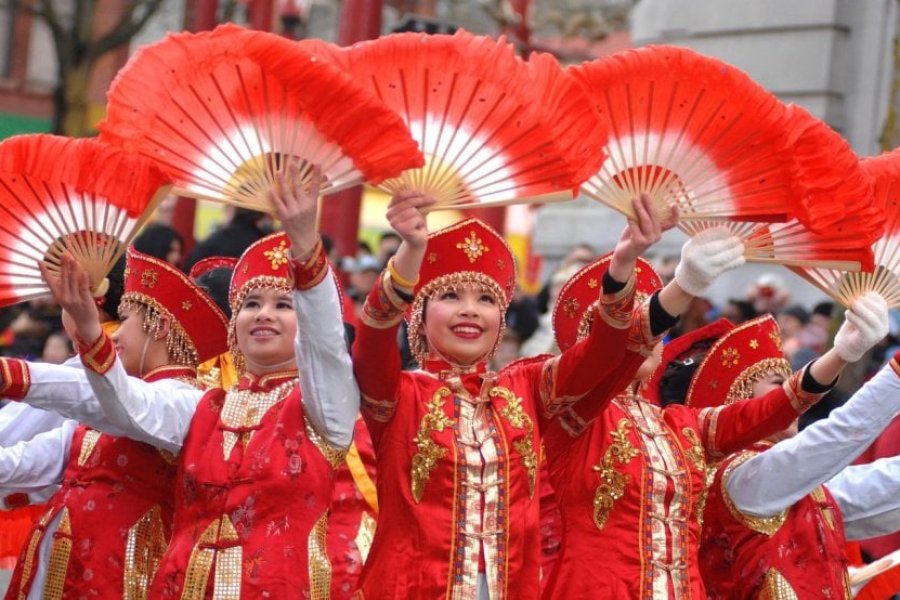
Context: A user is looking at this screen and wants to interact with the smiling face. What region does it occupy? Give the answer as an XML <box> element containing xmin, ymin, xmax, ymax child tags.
<box><xmin>112</xmin><ymin>304</ymin><xmax>153</xmax><ymax>377</ymax></box>
<box><xmin>234</xmin><ymin>287</ymin><xmax>297</xmax><ymax>374</ymax></box>
<box><xmin>422</xmin><ymin>285</ymin><xmax>502</xmax><ymax>367</ymax></box>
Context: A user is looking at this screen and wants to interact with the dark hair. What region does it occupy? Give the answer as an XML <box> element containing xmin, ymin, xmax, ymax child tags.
<box><xmin>813</xmin><ymin>301</ymin><xmax>835</xmax><ymax>319</ymax></box>
<box><xmin>321</xmin><ymin>233</ymin><xmax>334</xmax><ymax>255</ymax></box>
<box><xmin>657</xmin><ymin>338</ymin><xmax>719</xmax><ymax>407</ymax></box>
<box><xmin>194</xmin><ymin>267</ymin><xmax>234</xmax><ymax>319</ymax></box>
<box><xmin>727</xmin><ymin>299</ymin><xmax>757</xmax><ymax>323</ymax></box>
<box><xmin>101</xmin><ymin>255</ymin><xmax>127</xmax><ymax>320</ymax></box>
<box><xmin>133</xmin><ymin>224</ymin><xmax>184</xmax><ymax>264</ymax></box>
<box><xmin>379</xmin><ymin>231</ymin><xmax>401</xmax><ymax>243</ymax></box>
<box><xmin>232</xmin><ymin>208</ymin><xmax>267</xmax><ymax>227</ymax></box>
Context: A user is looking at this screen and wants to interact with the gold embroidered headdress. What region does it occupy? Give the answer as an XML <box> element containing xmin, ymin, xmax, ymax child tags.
<box><xmin>407</xmin><ymin>218</ymin><xmax>516</xmax><ymax>364</ymax></box>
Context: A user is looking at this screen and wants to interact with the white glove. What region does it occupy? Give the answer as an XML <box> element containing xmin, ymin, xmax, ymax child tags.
<box><xmin>674</xmin><ymin>227</ymin><xmax>746</xmax><ymax>297</ymax></box>
<box><xmin>834</xmin><ymin>292</ymin><xmax>889</xmax><ymax>363</ymax></box>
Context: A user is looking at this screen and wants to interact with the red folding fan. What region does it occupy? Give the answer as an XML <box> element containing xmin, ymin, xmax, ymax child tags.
<box><xmin>0</xmin><ymin>135</ymin><xmax>170</xmax><ymax>307</ymax></box>
<box><xmin>302</xmin><ymin>30</ymin><xmax>608</xmax><ymax>210</ymax></box>
<box><xmin>792</xmin><ymin>150</ymin><xmax>900</xmax><ymax>307</ymax></box>
<box><xmin>570</xmin><ymin>45</ymin><xmax>841</xmax><ymax>228</ymax></box>
<box><xmin>99</xmin><ymin>24</ymin><xmax>423</xmax><ymax>212</ymax></box>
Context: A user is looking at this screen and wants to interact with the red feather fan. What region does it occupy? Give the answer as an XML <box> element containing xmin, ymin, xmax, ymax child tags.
<box><xmin>782</xmin><ymin>103</ymin><xmax>875</xmax><ymax>233</ymax></box>
<box><xmin>301</xmin><ymin>31</ymin><xmax>608</xmax><ymax>209</ymax></box>
<box><xmin>0</xmin><ymin>135</ymin><xmax>170</xmax><ymax>306</ymax></box>
<box><xmin>792</xmin><ymin>149</ymin><xmax>900</xmax><ymax>307</ymax></box>
<box><xmin>571</xmin><ymin>45</ymin><xmax>817</xmax><ymax>226</ymax></box>
<box><xmin>100</xmin><ymin>24</ymin><xmax>423</xmax><ymax>212</ymax></box>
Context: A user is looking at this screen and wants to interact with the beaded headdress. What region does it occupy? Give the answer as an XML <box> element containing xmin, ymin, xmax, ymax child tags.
<box><xmin>121</xmin><ymin>247</ymin><xmax>228</xmax><ymax>366</ymax></box>
<box><xmin>684</xmin><ymin>314</ymin><xmax>792</xmax><ymax>408</ymax></box>
<box><xmin>407</xmin><ymin>218</ymin><xmax>516</xmax><ymax>364</ymax></box>
<box><xmin>552</xmin><ymin>253</ymin><xmax>662</xmax><ymax>352</ymax></box>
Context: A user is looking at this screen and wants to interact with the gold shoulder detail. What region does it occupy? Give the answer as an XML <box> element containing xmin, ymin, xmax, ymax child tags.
<box><xmin>722</xmin><ymin>451</ymin><xmax>788</xmax><ymax>536</ymax></box>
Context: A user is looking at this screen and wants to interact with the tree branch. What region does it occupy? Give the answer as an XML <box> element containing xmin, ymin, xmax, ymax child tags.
<box><xmin>90</xmin><ymin>0</ymin><xmax>165</xmax><ymax>59</ymax></box>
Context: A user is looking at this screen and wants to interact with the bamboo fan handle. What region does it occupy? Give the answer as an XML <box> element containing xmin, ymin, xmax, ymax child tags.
<box><xmin>92</xmin><ymin>278</ymin><xmax>110</xmax><ymax>299</ymax></box>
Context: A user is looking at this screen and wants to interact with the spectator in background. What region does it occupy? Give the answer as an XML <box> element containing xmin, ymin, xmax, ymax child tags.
<box><xmin>133</xmin><ymin>223</ymin><xmax>185</xmax><ymax>267</ymax></box>
<box><xmin>378</xmin><ymin>231</ymin><xmax>402</xmax><ymax>265</ymax></box>
<box><xmin>521</xmin><ymin>262</ymin><xmax>582</xmax><ymax>357</ymax></box>
<box><xmin>40</xmin><ymin>330</ymin><xmax>73</xmax><ymax>364</ymax></box>
<box><xmin>720</xmin><ymin>298</ymin><xmax>758</xmax><ymax>324</ymax></box>
<box><xmin>346</xmin><ymin>254</ymin><xmax>382</xmax><ymax>316</ymax></box>
<box><xmin>182</xmin><ymin>207</ymin><xmax>273</xmax><ymax>272</ymax></box>
<box><xmin>535</xmin><ymin>243</ymin><xmax>596</xmax><ymax>314</ymax></box>
<box><xmin>746</xmin><ymin>272</ymin><xmax>791</xmax><ymax>314</ymax></box>
<box><xmin>778</xmin><ymin>304</ymin><xmax>826</xmax><ymax>370</ymax></box>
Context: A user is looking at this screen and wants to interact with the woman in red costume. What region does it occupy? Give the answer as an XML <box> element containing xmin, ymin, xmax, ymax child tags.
<box><xmin>0</xmin><ymin>247</ymin><xmax>228</xmax><ymax>599</ymax></box>
<box><xmin>28</xmin><ymin>166</ymin><xmax>359</xmax><ymax>598</ymax></box>
<box><xmin>540</xmin><ymin>243</ymin><xmax>878</xmax><ymax>598</ymax></box>
<box><xmin>351</xmin><ymin>192</ymin><xmax>680</xmax><ymax>599</ymax></box>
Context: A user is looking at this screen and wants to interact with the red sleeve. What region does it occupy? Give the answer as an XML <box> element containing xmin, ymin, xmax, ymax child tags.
<box><xmin>699</xmin><ymin>367</ymin><xmax>829</xmax><ymax>458</ymax></box>
<box><xmin>351</xmin><ymin>272</ymin><xmax>406</xmax><ymax>433</ymax></box>
<box><xmin>536</xmin><ymin>272</ymin><xmax>663</xmax><ymax>422</ymax></box>
<box><xmin>0</xmin><ymin>357</ymin><xmax>32</xmax><ymax>400</ymax></box>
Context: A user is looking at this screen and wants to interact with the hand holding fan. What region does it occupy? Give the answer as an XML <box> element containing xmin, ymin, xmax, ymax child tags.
<box><xmin>0</xmin><ymin>134</ymin><xmax>170</xmax><ymax>307</ymax></box>
<box><xmin>303</xmin><ymin>30</ymin><xmax>608</xmax><ymax>210</ymax></box>
<box><xmin>99</xmin><ymin>24</ymin><xmax>423</xmax><ymax>212</ymax></box>
<box><xmin>571</xmin><ymin>45</ymin><xmax>833</xmax><ymax>227</ymax></box>
<box><xmin>792</xmin><ymin>149</ymin><xmax>900</xmax><ymax>307</ymax></box>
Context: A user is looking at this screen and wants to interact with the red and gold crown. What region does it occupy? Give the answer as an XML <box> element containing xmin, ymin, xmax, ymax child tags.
<box><xmin>684</xmin><ymin>314</ymin><xmax>791</xmax><ymax>409</ymax></box>
<box><xmin>189</xmin><ymin>256</ymin><xmax>238</xmax><ymax>279</ymax></box>
<box><xmin>642</xmin><ymin>317</ymin><xmax>735</xmax><ymax>405</ymax></box>
<box><xmin>121</xmin><ymin>247</ymin><xmax>228</xmax><ymax>365</ymax></box>
<box><xmin>408</xmin><ymin>218</ymin><xmax>516</xmax><ymax>362</ymax></box>
<box><xmin>552</xmin><ymin>253</ymin><xmax>662</xmax><ymax>352</ymax></box>
<box><xmin>229</xmin><ymin>232</ymin><xmax>296</xmax><ymax>311</ymax></box>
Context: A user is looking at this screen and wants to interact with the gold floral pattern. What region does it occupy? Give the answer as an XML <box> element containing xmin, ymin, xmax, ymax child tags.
<box><xmin>411</xmin><ymin>387</ymin><xmax>454</xmax><ymax>503</ymax></box>
<box><xmin>681</xmin><ymin>427</ymin><xmax>710</xmax><ymax>526</ymax></box>
<box><xmin>720</xmin><ymin>347</ymin><xmax>740</xmax><ymax>367</ymax></box>
<box><xmin>493</xmin><ymin>387</ymin><xmax>538</xmax><ymax>498</ymax></box>
<box><xmin>140</xmin><ymin>269</ymin><xmax>158</xmax><ymax>288</ymax></box>
<box><xmin>263</xmin><ymin>239</ymin><xmax>290</xmax><ymax>270</ymax></box>
<box><xmin>456</xmin><ymin>231</ymin><xmax>489</xmax><ymax>263</ymax></box>
<box><xmin>592</xmin><ymin>419</ymin><xmax>640</xmax><ymax>530</ymax></box>
<box><xmin>562</xmin><ymin>297</ymin><xmax>580</xmax><ymax>319</ymax></box>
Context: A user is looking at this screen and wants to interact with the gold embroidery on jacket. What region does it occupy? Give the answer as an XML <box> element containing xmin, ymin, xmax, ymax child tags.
<box><xmin>681</xmin><ymin>427</ymin><xmax>710</xmax><ymax>526</ymax></box>
<box><xmin>722</xmin><ymin>451</ymin><xmax>788</xmax><ymax>536</ymax></box>
<box><xmin>16</xmin><ymin>509</ymin><xmax>54</xmax><ymax>600</ymax></box>
<box><xmin>77</xmin><ymin>429</ymin><xmax>102</xmax><ymax>467</ymax></box>
<box><xmin>304</xmin><ymin>415</ymin><xmax>347</xmax><ymax>468</ymax></box>
<box><xmin>411</xmin><ymin>387</ymin><xmax>454</xmax><ymax>503</ymax></box>
<box><xmin>220</xmin><ymin>379</ymin><xmax>296</xmax><ymax>459</ymax></box>
<box><xmin>308</xmin><ymin>512</ymin><xmax>332</xmax><ymax>600</ymax></box>
<box><xmin>592</xmin><ymin>419</ymin><xmax>640</xmax><ymax>530</ymax></box>
<box><xmin>354</xmin><ymin>512</ymin><xmax>377</xmax><ymax>564</ymax></box>
<box><xmin>758</xmin><ymin>568</ymin><xmax>799</xmax><ymax>600</ymax></box>
<box><xmin>42</xmin><ymin>508</ymin><xmax>73</xmax><ymax>600</ymax></box>
<box><xmin>492</xmin><ymin>387</ymin><xmax>538</xmax><ymax>498</ymax></box>
<box><xmin>810</xmin><ymin>486</ymin><xmax>836</xmax><ymax>530</ymax></box>
<box><xmin>180</xmin><ymin>516</ymin><xmax>241</xmax><ymax>599</ymax></box>
<box><xmin>124</xmin><ymin>505</ymin><xmax>168</xmax><ymax>600</ymax></box>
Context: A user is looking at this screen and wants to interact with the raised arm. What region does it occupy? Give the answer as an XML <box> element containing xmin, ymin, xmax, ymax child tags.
<box><xmin>726</xmin><ymin>298</ymin><xmax>895</xmax><ymax>517</ymax></box>
<box><xmin>271</xmin><ymin>164</ymin><xmax>360</xmax><ymax>449</ymax></box>
<box><xmin>0</xmin><ymin>420</ymin><xmax>76</xmax><ymax>496</ymax></box>
<box><xmin>353</xmin><ymin>192</ymin><xmax>434</xmax><ymax>430</ymax></box>
<box><xmin>828</xmin><ymin>456</ymin><xmax>900</xmax><ymax>540</ymax></box>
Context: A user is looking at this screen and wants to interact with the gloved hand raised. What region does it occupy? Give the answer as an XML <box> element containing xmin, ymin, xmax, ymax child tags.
<box><xmin>834</xmin><ymin>292</ymin><xmax>889</xmax><ymax>363</ymax></box>
<box><xmin>674</xmin><ymin>227</ymin><xmax>745</xmax><ymax>297</ymax></box>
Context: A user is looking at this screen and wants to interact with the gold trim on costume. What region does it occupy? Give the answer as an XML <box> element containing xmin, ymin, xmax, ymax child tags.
<box><xmin>758</xmin><ymin>568</ymin><xmax>799</xmax><ymax>600</ymax></box>
<box><xmin>304</xmin><ymin>415</ymin><xmax>347</xmax><ymax>468</ymax></box>
<box><xmin>592</xmin><ymin>418</ymin><xmax>640</xmax><ymax>530</ymax></box>
<box><xmin>220</xmin><ymin>379</ymin><xmax>296</xmax><ymax>459</ymax></box>
<box><xmin>17</xmin><ymin>510</ymin><xmax>55</xmax><ymax>600</ymax></box>
<box><xmin>354</xmin><ymin>512</ymin><xmax>377</xmax><ymax>564</ymax></box>
<box><xmin>180</xmin><ymin>520</ymin><xmax>218</xmax><ymax>600</ymax></box>
<box><xmin>42</xmin><ymin>508</ymin><xmax>72</xmax><ymax>600</ymax></box>
<box><xmin>411</xmin><ymin>388</ymin><xmax>454</xmax><ymax>503</ymax></box>
<box><xmin>124</xmin><ymin>505</ymin><xmax>168</xmax><ymax>600</ymax></box>
<box><xmin>681</xmin><ymin>427</ymin><xmax>709</xmax><ymax>526</ymax></box>
<box><xmin>492</xmin><ymin>387</ymin><xmax>538</xmax><ymax>498</ymax></box>
<box><xmin>77</xmin><ymin>429</ymin><xmax>102</xmax><ymax>467</ymax></box>
<box><xmin>308</xmin><ymin>512</ymin><xmax>332</xmax><ymax>600</ymax></box>
<box><xmin>722</xmin><ymin>451</ymin><xmax>788</xmax><ymax>536</ymax></box>
<box><xmin>346</xmin><ymin>441</ymin><xmax>379</xmax><ymax>513</ymax></box>
<box><xmin>213</xmin><ymin>519</ymin><xmax>241</xmax><ymax>600</ymax></box>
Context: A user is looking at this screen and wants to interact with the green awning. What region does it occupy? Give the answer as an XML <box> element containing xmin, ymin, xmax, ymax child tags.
<box><xmin>0</xmin><ymin>112</ymin><xmax>52</xmax><ymax>139</ymax></box>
